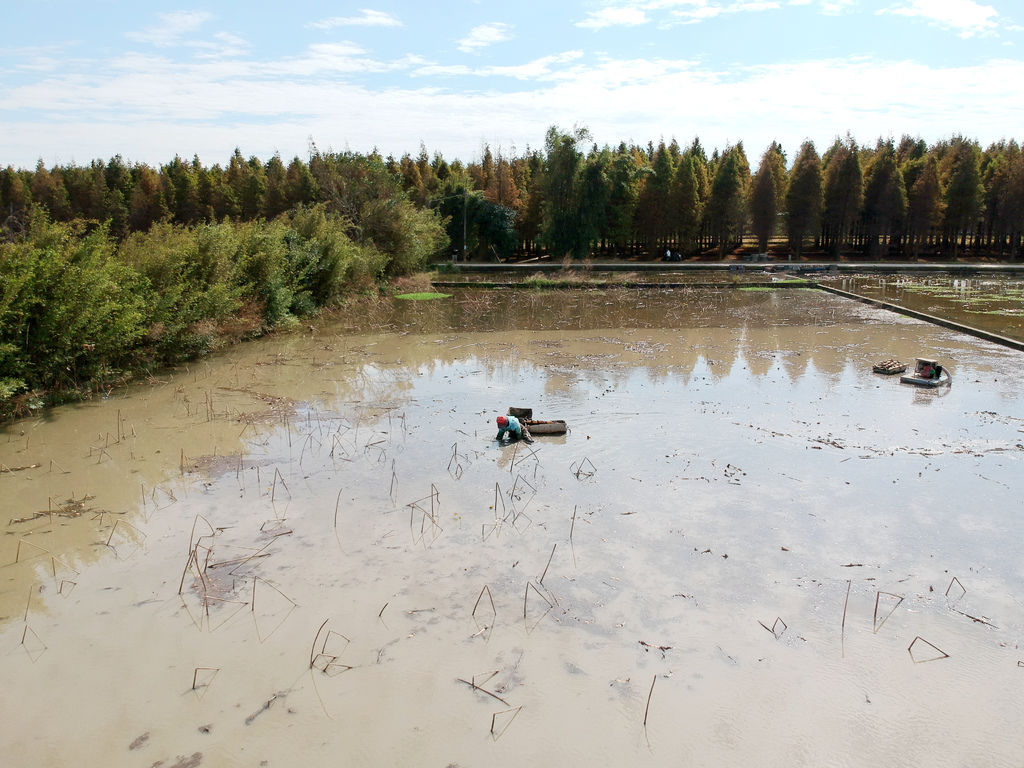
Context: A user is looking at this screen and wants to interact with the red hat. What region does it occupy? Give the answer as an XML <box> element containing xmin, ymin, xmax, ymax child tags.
<box><xmin>496</xmin><ymin>416</ymin><xmax>508</xmax><ymax>426</ymax></box>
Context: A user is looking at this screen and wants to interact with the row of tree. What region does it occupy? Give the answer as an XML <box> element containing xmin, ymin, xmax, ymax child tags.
<box><xmin>3</xmin><ymin>129</ymin><xmax>1023</xmax><ymax>260</ymax></box>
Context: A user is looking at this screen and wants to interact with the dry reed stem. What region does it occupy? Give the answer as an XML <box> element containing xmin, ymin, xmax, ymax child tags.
<box><xmin>192</xmin><ymin>667</ymin><xmax>219</xmax><ymax>691</ymax></box>
<box><xmin>15</xmin><ymin>539</ymin><xmax>50</xmax><ymax>564</ymax></box>
<box><xmin>758</xmin><ymin>617</ymin><xmax>787</xmax><ymax>639</ymax></box>
<box><xmin>334</xmin><ymin>488</ymin><xmax>343</xmax><ymax>529</ymax></box>
<box><xmin>570</xmin><ymin>505</ymin><xmax>577</xmax><ymax>541</ymax></box>
<box><xmin>271</xmin><ymin>468</ymin><xmax>290</xmax><ymax>502</ymax></box>
<box><xmin>310</xmin><ymin>619</ymin><xmax>330</xmax><ymax>668</ymax></box>
<box><xmin>873</xmin><ymin>591</ymin><xmax>904</xmax><ymax>634</ymax></box>
<box><xmin>841</xmin><ymin>579</ymin><xmax>851</xmax><ymax>657</ymax></box>
<box><xmin>457</xmin><ymin>677</ymin><xmax>509</xmax><ymax>706</ymax></box>
<box><xmin>472</xmin><ymin>585</ymin><xmax>497</xmax><ymax>618</ymax></box>
<box><xmin>945</xmin><ymin>577</ymin><xmax>966</xmax><ymax>600</ymax></box>
<box><xmin>523</xmin><ymin>581</ymin><xmax>553</xmax><ymax>619</ymax></box>
<box><xmin>643</xmin><ymin>674</ymin><xmax>657</xmax><ymax>726</ymax></box>
<box><xmin>907</xmin><ymin>636</ymin><xmax>950</xmax><ymax>663</ymax></box>
<box><xmin>490</xmin><ymin>706</ymin><xmax>522</xmax><ymax>741</ymax></box>
<box><xmin>105</xmin><ymin>518</ymin><xmax>147</xmax><ymax>548</ymax></box>
<box><xmin>539</xmin><ymin>544</ymin><xmax>557</xmax><ymax>585</ymax></box>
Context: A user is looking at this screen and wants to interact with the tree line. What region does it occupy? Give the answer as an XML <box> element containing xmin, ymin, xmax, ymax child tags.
<box><xmin>3</xmin><ymin>128</ymin><xmax>1024</xmax><ymax>261</ymax></box>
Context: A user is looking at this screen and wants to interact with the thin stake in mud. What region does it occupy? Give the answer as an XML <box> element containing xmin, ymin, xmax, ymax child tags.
<box><xmin>472</xmin><ymin>585</ymin><xmax>497</xmax><ymax>618</ymax></box>
<box><xmin>758</xmin><ymin>617</ymin><xmax>787</xmax><ymax>639</ymax></box>
<box><xmin>490</xmin><ymin>706</ymin><xmax>523</xmax><ymax>741</ymax></box>
<box><xmin>192</xmin><ymin>667</ymin><xmax>219</xmax><ymax>696</ymax></box>
<box><xmin>908</xmin><ymin>636</ymin><xmax>950</xmax><ymax>663</ymax></box>
<box><xmin>873</xmin><ymin>591</ymin><xmax>904</xmax><ymax>634</ymax></box>
<box><xmin>570</xmin><ymin>505</ymin><xmax>578</xmax><ymax>542</ymax></box>
<box><xmin>105</xmin><ymin>518</ymin><xmax>147</xmax><ymax>548</ymax></box>
<box><xmin>20</xmin><ymin>625</ymin><xmax>47</xmax><ymax>662</ymax></box>
<box><xmin>643</xmin><ymin>674</ymin><xmax>657</xmax><ymax>727</ymax></box>
<box><xmin>539</xmin><ymin>543</ymin><xmax>557</xmax><ymax>585</ymax></box>
<box><xmin>14</xmin><ymin>538</ymin><xmax>50</xmax><ymax>564</ymax></box>
<box><xmin>571</xmin><ymin>457</ymin><xmax>597</xmax><ymax>480</ymax></box>
<box><xmin>945</xmin><ymin>576</ymin><xmax>967</xmax><ymax>602</ymax></box>
<box><xmin>333</xmin><ymin>488</ymin><xmax>343</xmax><ymax>529</ymax></box>
<box><xmin>456</xmin><ymin>676</ymin><xmax>509</xmax><ymax>706</ymax></box>
<box><xmin>271</xmin><ymin>468</ymin><xmax>290</xmax><ymax>502</ymax></box>
<box><xmin>523</xmin><ymin>581</ymin><xmax>553</xmax><ymax>619</ymax></box>
<box><xmin>841</xmin><ymin>580</ymin><xmax>851</xmax><ymax>657</ymax></box>
<box><xmin>251</xmin><ymin>577</ymin><xmax>297</xmax><ymax>613</ymax></box>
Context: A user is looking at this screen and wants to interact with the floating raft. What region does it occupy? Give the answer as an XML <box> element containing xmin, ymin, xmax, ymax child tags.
<box><xmin>523</xmin><ymin>419</ymin><xmax>567</xmax><ymax>435</ymax></box>
<box><xmin>873</xmin><ymin>358</ymin><xmax>907</xmax><ymax>375</ymax></box>
<box><xmin>900</xmin><ymin>370</ymin><xmax>951</xmax><ymax>388</ymax></box>
<box><xmin>508</xmin><ymin>406</ymin><xmax>568</xmax><ymax>435</ymax></box>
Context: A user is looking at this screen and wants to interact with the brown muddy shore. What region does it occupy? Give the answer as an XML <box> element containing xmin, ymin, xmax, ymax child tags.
<box><xmin>1</xmin><ymin>287</ymin><xmax>1022</xmax><ymax>767</ymax></box>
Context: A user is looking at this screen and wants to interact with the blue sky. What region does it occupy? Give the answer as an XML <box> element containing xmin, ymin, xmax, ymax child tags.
<box><xmin>3</xmin><ymin>0</ymin><xmax>1022</xmax><ymax>169</ymax></box>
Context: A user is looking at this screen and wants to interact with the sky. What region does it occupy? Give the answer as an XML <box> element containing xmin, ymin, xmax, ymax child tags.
<box><xmin>2</xmin><ymin>0</ymin><xmax>1023</xmax><ymax>169</ymax></box>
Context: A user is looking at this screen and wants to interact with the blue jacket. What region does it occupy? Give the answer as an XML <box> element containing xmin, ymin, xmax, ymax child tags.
<box><xmin>496</xmin><ymin>415</ymin><xmax>522</xmax><ymax>440</ymax></box>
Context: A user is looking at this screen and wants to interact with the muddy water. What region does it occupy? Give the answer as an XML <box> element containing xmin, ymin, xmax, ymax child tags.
<box><xmin>1</xmin><ymin>288</ymin><xmax>1022</xmax><ymax>768</ymax></box>
<box><xmin>824</xmin><ymin>273</ymin><xmax>1024</xmax><ymax>343</ymax></box>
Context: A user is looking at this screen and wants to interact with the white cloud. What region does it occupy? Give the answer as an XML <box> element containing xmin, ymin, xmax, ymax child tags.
<box><xmin>820</xmin><ymin>0</ymin><xmax>856</xmax><ymax>14</ymax></box>
<box><xmin>881</xmin><ymin>0</ymin><xmax>998</xmax><ymax>37</ymax></box>
<box><xmin>6</xmin><ymin>34</ymin><xmax>1024</xmax><ymax>170</ymax></box>
<box><xmin>308</xmin><ymin>10</ymin><xmax>402</xmax><ymax>30</ymax></box>
<box><xmin>668</xmin><ymin>1</ymin><xmax>780</xmax><ymax>23</ymax></box>
<box><xmin>126</xmin><ymin>11</ymin><xmax>213</xmax><ymax>47</ymax></box>
<box><xmin>457</xmin><ymin>23</ymin><xmax>514</xmax><ymax>53</ymax></box>
<box><xmin>576</xmin><ymin>7</ymin><xmax>649</xmax><ymax>29</ymax></box>
<box><xmin>412</xmin><ymin>51</ymin><xmax>584</xmax><ymax>80</ymax></box>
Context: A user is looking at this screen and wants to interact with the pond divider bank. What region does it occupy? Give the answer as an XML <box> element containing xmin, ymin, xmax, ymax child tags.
<box><xmin>808</xmin><ymin>282</ymin><xmax>1024</xmax><ymax>353</ymax></box>
<box><xmin>434</xmin><ymin>261</ymin><xmax>1024</xmax><ymax>276</ymax></box>
<box><xmin>432</xmin><ymin>268</ymin><xmax>1024</xmax><ymax>353</ymax></box>
<box><xmin>431</xmin><ymin>280</ymin><xmax>809</xmax><ymax>290</ymax></box>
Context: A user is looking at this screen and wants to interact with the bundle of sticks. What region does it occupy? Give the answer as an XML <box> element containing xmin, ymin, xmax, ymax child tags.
<box><xmin>872</xmin><ymin>358</ymin><xmax>907</xmax><ymax>375</ymax></box>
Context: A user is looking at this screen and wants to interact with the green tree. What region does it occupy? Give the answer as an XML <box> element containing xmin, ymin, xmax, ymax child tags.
<box><xmin>540</xmin><ymin>125</ymin><xmax>596</xmax><ymax>259</ymax></box>
<box><xmin>748</xmin><ymin>141</ymin><xmax>787</xmax><ymax>253</ymax></box>
<box><xmin>861</xmin><ymin>139</ymin><xmax>907</xmax><ymax>259</ymax></box>
<box><xmin>262</xmin><ymin>154</ymin><xmax>290</xmax><ymax>218</ymax></box>
<box><xmin>31</xmin><ymin>161</ymin><xmax>71</xmax><ymax>220</ymax></box>
<box><xmin>941</xmin><ymin>137</ymin><xmax>983</xmax><ymax>258</ymax></box>
<box><xmin>822</xmin><ymin>136</ymin><xmax>863</xmax><ymax>258</ymax></box>
<box><xmin>785</xmin><ymin>141</ymin><xmax>823</xmax><ymax>259</ymax></box>
<box><xmin>636</xmin><ymin>141</ymin><xmax>675</xmax><ymax>253</ymax></box>
<box><xmin>129</xmin><ymin>166</ymin><xmax>169</xmax><ymax>231</ymax></box>
<box><xmin>905</xmin><ymin>156</ymin><xmax>942</xmax><ymax>257</ymax></box>
<box><xmin>705</xmin><ymin>144</ymin><xmax>750</xmax><ymax>257</ymax></box>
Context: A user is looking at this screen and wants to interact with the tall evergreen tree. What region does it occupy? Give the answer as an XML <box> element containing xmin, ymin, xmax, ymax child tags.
<box><xmin>905</xmin><ymin>156</ymin><xmax>942</xmax><ymax>257</ymax></box>
<box><xmin>748</xmin><ymin>141</ymin><xmax>787</xmax><ymax>252</ymax></box>
<box><xmin>669</xmin><ymin>153</ymin><xmax>702</xmax><ymax>254</ymax></box>
<box><xmin>861</xmin><ymin>139</ymin><xmax>906</xmax><ymax>259</ymax></box>
<box><xmin>785</xmin><ymin>141</ymin><xmax>823</xmax><ymax>259</ymax></box>
<box><xmin>540</xmin><ymin>125</ymin><xmax>591</xmax><ymax>259</ymax></box>
<box><xmin>705</xmin><ymin>144</ymin><xmax>749</xmax><ymax>257</ymax></box>
<box><xmin>941</xmin><ymin>137</ymin><xmax>983</xmax><ymax>258</ymax></box>
<box><xmin>822</xmin><ymin>136</ymin><xmax>863</xmax><ymax>258</ymax></box>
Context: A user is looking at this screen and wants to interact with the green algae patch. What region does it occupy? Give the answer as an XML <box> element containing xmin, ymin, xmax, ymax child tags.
<box><xmin>395</xmin><ymin>292</ymin><xmax>452</xmax><ymax>300</ymax></box>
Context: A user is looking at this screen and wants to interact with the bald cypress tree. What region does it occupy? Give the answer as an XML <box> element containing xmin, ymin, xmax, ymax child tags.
<box><xmin>941</xmin><ymin>137</ymin><xmax>983</xmax><ymax>258</ymax></box>
<box><xmin>706</xmin><ymin>145</ymin><xmax>749</xmax><ymax>258</ymax></box>
<box><xmin>861</xmin><ymin>139</ymin><xmax>906</xmax><ymax>259</ymax></box>
<box><xmin>785</xmin><ymin>141</ymin><xmax>822</xmax><ymax>259</ymax></box>
<box><xmin>749</xmin><ymin>141</ymin><xmax>787</xmax><ymax>253</ymax></box>
<box><xmin>822</xmin><ymin>136</ymin><xmax>863</xmax><ymax>258</ymax></box>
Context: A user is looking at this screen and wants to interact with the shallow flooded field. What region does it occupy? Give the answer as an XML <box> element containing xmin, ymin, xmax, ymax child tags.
<box><xmin>824</xmin><ymin>273</ymin><xmax>1024</xmax><ymax>343</ymax></box>
<box><xmin>2</xmin><ymin>287</ymin><xmax>1023</xmax><ymax>767</ymax></box>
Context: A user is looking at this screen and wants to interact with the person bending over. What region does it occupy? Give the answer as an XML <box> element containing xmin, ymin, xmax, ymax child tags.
<box><xmin>495</xmin><ymin>415</ymin><xmax>533</xmax><ymax>444</ymax></box>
